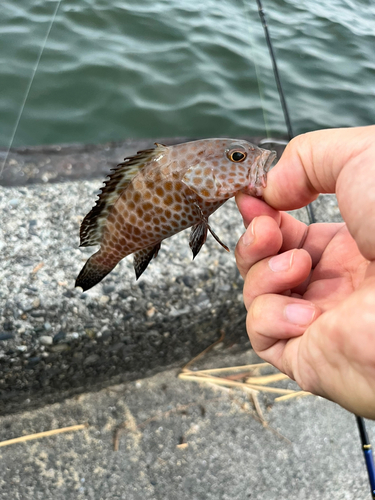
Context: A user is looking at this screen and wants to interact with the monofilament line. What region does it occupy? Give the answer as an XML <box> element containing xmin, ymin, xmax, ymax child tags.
<box><xmin>241</xmin><ymin>0</ymin><xmax>272</xmax><ymax>140</ymax></box>
<box><xmin>0</xmin><ymin>0</ymin><xmax>63</xmax><ymax>179</ymax></box>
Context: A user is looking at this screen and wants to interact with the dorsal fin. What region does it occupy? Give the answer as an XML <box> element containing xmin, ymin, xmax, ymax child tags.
<box><xmin>79</xmin><ymin>144</ymin><xmax>167</xmax><ymax>247</ymax></box>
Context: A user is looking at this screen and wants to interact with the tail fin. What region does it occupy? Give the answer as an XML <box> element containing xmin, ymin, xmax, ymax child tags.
<box><xmin>75</xmin><ymin>254</ymin><xmax>115</xmax><ymax>291</ymax></box>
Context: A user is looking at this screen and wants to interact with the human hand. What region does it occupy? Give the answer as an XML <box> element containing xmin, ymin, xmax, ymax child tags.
<box><xmin>235</xmin><ymin>126</ymin><xmax>375</xmax><ymax>418</ymax></box>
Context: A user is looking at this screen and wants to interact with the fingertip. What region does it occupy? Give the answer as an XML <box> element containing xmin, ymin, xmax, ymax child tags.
<box><xmin>235</xmin><ymin>192</ymin><xmax>280</xmax><ymax>228</ymax></box>
<box><xmin>235</xmin><ymin>215</ymin><xmax>283</xmax><ymax>279</ymax></box>
<box><xmin>263</xmin><ymin>132</ymin><xmax>329</xmax><ymax>210</ymax></box>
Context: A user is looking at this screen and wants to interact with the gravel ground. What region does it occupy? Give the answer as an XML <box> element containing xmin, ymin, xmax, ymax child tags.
<box><xmin>0</xmin><ymin>180</ymin><xmax>254</xmax><ymax>413</ymax></box>
<box><xmin>0</xmin><ymin>348</ymin><xmax>372</xmax><ymax>500</ymax></box>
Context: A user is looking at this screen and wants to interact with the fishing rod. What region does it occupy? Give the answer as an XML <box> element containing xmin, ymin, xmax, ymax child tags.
<box><xmin>255</xmin><ymin>0</ymin><xmax>375</xmax><ymax>497</ymax></box>
<box><xmin>254</xmin><ymin>0</ymin><xmax>315</xmax><ymax>224</ymax></box>
<box><xmin>356</xmin><ymin>416</ymin><xmax>375</xmax><ymax>498</ymax></box>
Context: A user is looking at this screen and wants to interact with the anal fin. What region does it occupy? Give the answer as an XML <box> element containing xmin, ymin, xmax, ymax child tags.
<box><xmin>133</xmin><ymin>242</ymin><xmax>161</xmax><ymax>280</ymax></box>
<box><xmin>189</xmin><ymin>223</ymin><xmax>208</xmax><ymax>259</ymax></box>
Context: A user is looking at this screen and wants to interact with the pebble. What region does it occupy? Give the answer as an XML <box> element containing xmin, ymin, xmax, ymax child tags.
<box><xmin>99</xmin><ymin>295</ymin><xmax>110</xmax><ymax>304</ymax></box>
<box><xmin>84</xmin><ymin>354</ymin><xmax>100</xmax><ymax>366</ymax></box>
<box><xmin>50</xmin><ymin>344</ymin><xmax>69</xmax><ymax>353</ymax></box>
<box><xmin>218</xmin><ymin>284</ymin><xmax>231</xmax><ymax>292</ymax></box>
<box><xmin>146</xmin><ymin>329</ymin><xmax>159</xmax><ymax>337</ymax></box>
<box><xmin>30</xmin><ymin>310</ymin><xmax>44</xmax><ymax>318</ymax></box>
<box><xmin>0</xmin><ymin>333</ymin><xmax>14</xmax><ymax>341</ymax></box>
<box><xmin>66</xmin><ymin>332</ymin><xmax>80</xmax><ymax>341</ymax></box>
<box><xmin>39</xmin><ymin>336</ymin><xmax>53</xmax><ymax>346</ymax></box>
<box><xmin>181</xmin><ymin>276</ymin><xmax>195</xmax><ymax>288</ymax></box>
<box><xmin>27</xmin><ymin>356</ymin><xmax>41</xmax><ymax>365</ymax></box>
<box><xmin>53</xmin><ymin>331</ymin><xmax>66</xmax><ymax>343</ymax></box>
<box><xmin>32</xmin><ymin>298</ymin><xmax>41</xmax><ymax>308</ymax></box>
<box><xmin>9</xmin><ymin>198</ymin><xmax>20</xmax><ymax>208</ymax></box>
<box><xmin>146</xmin><ymin>306</ymin><xmax>156</xmax><ymax>318</ymax></box>
<box><xmin>169</xmin><ymin>305</ymin><xmax>190</xmax><ymax>317</ymax></box>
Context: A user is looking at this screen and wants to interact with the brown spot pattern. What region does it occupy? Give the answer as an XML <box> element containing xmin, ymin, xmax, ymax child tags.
<box><xmin>80</xmin><ymin>137</ymin><xmax>273</xmax><ymax>286</ymax></box>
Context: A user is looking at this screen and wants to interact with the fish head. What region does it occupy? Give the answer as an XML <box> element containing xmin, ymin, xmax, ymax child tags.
<box><xmin>230</xmin><ymin>140</ymin><xmax>277</xmax><ymax>197</ymax></box>
<box><xmin>182</xmin><ymin>138</ymin><xmax>276</xmax><ymax>201</ymax></box>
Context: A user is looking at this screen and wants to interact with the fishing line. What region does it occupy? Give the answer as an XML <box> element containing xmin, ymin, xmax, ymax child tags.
<box><xmin>0</xmin><ymin>0</ymin><xmax>63</xmax><ymax>179</ymax></box>
<box><xmin>254</xmin><ymin>2</ymin><xmax>375</xmax><ymax>497</ymax></box>
<box><xmin>255</xmin><ymin>0</ymin><xmax>293</xmax><ymax>141</ymax></box>
<box><xmin>241</xmin><ymin>0</ymin><xmax>272</xmax><ymax>140</ymax></box>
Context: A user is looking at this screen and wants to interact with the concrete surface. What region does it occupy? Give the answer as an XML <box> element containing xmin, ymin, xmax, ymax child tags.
<box><xmin>0</xmin><ymin>348</ymin><xmax>373</xmax><ymax>500</ymax></box>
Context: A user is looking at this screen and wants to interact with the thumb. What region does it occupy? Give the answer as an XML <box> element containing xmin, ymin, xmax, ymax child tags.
<box><xmin>263</xmin><ymin>126</ymin><xmax>375</xmax><ymax>211</ymax></box>
<box><xmin>262</xmin><ymin>126</ymin><xmax>375</xmax><ymax>261</ymax></box>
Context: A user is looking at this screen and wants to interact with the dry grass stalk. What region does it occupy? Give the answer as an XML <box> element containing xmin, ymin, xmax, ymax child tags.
<box><xmin>179</xmin><ymin>334</ymin><xmax>313</xmax><ymax>408</ymax></box>
<box><xmin>275</xmin><ymin>391</ymin><xmax>312</xmax><ymax>402</ymax></box>
<box><xmin>178</xmin><ymin>373</ymin><xmax>296</xmax><ymax>395</ymax></box>
<box><xmin>245</xmin><ymin>373</ymin><xmax>289</xmax><ymax>385</ymax></box>
<box><xmin>0</xmin><ymin>424</ymin><xmax>87</xmax><ymax>448</ymax></box>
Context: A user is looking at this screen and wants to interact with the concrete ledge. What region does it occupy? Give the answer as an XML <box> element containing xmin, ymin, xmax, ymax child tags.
<box><xmin>0</xmin><ymin>138</ymin><xmax>342</xmax><ymax>415</ymax></box>
<box><xmin>0</xmin><ymin>136</ymin><xmax>287</xmax><ymax>187</ymax></box>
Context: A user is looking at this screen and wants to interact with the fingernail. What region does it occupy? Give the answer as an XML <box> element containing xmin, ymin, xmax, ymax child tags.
<box><xmin>269</xmin><ymin>250</ymin><xmax>294</xmax><ymax>272</ymax></box>
<box><xmin>285</xmin><ymin>303</ymin><xmax>316</xmax><ymax>326</ymax></box>
<box><xmin>242</xmin><ymin>217</ymin><xmax>257</xmax><ymax>246</ymax></box>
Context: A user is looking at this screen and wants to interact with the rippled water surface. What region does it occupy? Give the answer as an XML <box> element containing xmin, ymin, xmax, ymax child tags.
<box><xmin>1</xmin><ymin>0</ymin><xmax>375</xmax><ymax>147</ymax></box>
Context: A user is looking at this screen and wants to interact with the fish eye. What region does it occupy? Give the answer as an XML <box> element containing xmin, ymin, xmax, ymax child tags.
<box><xmin>228</xmin><ymin>150</ymin><xmax>247</xmax><ymax>162</ymax></box>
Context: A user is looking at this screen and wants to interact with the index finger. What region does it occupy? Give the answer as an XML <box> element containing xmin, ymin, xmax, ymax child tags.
<box><xmin>236</xmin><ymin>192</ymin><xmax>345</xmax><ymax>269</ymax></box>
<box><xmin>235</xmin><ymin>193</ymin><xmax>308</xmax><ymax>253</ymax></box>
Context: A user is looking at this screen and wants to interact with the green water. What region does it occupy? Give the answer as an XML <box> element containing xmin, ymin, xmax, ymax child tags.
<box><xmin>1</xmin><ymin>0</ymin><xmax>375</xmax><ymax>148</ymax></box>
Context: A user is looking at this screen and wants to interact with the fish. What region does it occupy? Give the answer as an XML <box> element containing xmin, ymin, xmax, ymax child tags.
<box><xmin>75</xmin><ymin>138</ymin><xmax>276</xmax><ymax>291</ymax></box>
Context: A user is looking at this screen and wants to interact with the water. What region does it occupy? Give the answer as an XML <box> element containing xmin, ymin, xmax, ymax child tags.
<box><xmin>1</xmin><ymin>0</ymin><xmax>375</xmax><ymax>149</ymax></box>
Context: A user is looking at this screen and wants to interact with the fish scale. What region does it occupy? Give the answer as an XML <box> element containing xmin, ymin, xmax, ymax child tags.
<box><xmin>76</xmin><ymin>138</ymin><xmax>276</xmax><ymax>291</ymax></box>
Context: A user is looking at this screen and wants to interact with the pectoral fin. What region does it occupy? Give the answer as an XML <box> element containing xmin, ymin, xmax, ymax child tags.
<box><xmin>189</xmin><ymin>201</ymin><xmax>230</xmax><ymax>254</ymax></box>
<box><xmin>207</xmin><ymin>225</ymin><xmax>230</xmax><ymax>252</ymax></box>
<box><xmin>189</xmin><ymin>223</ymin><xmax>208</xmax><ymax>259</ymax></box>
<box><xmin>133</xmin><ymin>243</ymin><xmax>161</xmax><ymax>280</ymax></box>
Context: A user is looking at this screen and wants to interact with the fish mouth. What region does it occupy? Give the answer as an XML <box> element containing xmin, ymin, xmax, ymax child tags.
<box><xmin>245</xmin><ymin>149</ymin><xmax>277</xmax><ymax>197</ymax></box>
<box><xmin>261</xmin><ymin>149</ymin><xmax>277</xmax><ymax>173</ymax></box>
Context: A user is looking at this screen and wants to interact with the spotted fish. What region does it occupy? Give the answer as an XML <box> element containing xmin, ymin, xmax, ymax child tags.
<box><xmin>76</xmin><ymin>138</ymin><xmax>276</xmax><ymax>291</ymax></box>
